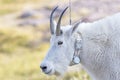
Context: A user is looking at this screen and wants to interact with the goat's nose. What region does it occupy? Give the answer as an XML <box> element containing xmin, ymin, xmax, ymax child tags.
<box><xmin>40</xmin><ymin>62</ymin><xmax>54</xmax><ymax>74</ymax></box>
<box><xmin>40</xmin><ymin>65</ymin><xmax>47</xmax><ymax>71</ymax></box>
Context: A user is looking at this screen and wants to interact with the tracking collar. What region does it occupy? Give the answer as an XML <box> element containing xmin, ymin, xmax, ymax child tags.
<box><xmin>70</xmin><ymin>32</ymin><xmax>82</xmax><ymax>66</ymax></box>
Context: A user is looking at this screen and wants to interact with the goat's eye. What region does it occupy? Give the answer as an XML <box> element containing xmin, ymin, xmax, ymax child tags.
<box><xmin>58</xmin><ymin>41</ymin><xmax>63</xmax><ymax>45</ymax></box>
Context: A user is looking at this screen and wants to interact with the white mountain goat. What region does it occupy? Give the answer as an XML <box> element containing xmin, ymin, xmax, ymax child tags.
<box><xmin>40</xmin><ymin>6</ymin><xmax>120</xmax><ymax>80</ymax></box>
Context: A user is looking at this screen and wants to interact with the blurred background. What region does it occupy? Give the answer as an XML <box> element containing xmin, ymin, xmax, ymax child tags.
<box><xmin>0</xmin><ymin>0</ymin><xmax>120</xmax><ymax>80</ymax></box>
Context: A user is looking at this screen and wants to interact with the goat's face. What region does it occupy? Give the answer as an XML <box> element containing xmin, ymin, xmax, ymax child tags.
<box><xmin>40</xmin><ymin>6</ymin><xmax>80</xmax><ymax>75</ymax></box>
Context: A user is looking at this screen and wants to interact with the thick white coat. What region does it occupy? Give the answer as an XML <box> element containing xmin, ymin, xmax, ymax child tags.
<box><xmin>77</xmin><ymin>13</ymin><xmax>120</xmax><ymax>80</ymax></box>
<box><xmin>41</xmin><ymin>13</ymin><xmax>120</xmax><ymax>80</ymax></box>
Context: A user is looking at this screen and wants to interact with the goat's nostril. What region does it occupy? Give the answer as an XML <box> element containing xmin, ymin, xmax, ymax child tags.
<box><xmin>42</xmin><ymin>66</ymin><xmax>47</xmax><ymax>70</ymax></box>
<box><xmin>40</xmin><ymin>65</ymin><xmax>47</xmax><ymax>71</ymax></box>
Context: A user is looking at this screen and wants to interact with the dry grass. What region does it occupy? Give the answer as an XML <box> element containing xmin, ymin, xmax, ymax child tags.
<box><xmin>0</xmin><ymin>0</ymin><xmax>68</xmax><ymax>16</ymax></box>
<box><xmin>0</xmin><ymin>25</ymin><xmax>90</xmax><ymax>80</ymax></box>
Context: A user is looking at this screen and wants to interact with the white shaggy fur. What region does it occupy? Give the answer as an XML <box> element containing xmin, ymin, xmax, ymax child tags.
<box><xmin>41</xmin><ymin>13</ymin><xmax>120</xmax><ymax>80</ymax></box>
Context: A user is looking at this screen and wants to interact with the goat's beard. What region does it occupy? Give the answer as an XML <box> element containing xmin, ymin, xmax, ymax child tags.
<box><xmin>53</xmin><ymin>60</ymin><xmax>70</xmax><ymax>76</ymax></box>
<box><xmin>54</xmin><ymin>66</ymin><xmax>67</xmax><ymax>76</ymax></box>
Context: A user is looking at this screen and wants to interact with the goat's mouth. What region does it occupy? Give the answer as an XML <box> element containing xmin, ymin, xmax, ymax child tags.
<box><xmin>44</xmin><ymin>69</ymin><xmax>53</xmax><ymax>75</ymax></box>
<box><xmin>44</xmin><ymin>69</ymin><xmax>61</xmax><ymax>76</ymax></box>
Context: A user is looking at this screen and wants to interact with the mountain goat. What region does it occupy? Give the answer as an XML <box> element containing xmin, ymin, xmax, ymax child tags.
<box><xmin>40</xmin><ymin>6</ymin><xmax>120</xmax><ymax>80</ymax></box>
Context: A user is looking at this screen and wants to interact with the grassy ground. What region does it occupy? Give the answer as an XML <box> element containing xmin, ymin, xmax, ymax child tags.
<box><xmin>0</xmin><ymin>27</ymin><xmax>90</xmax><ymax>80</ymax></box>
<box><xmin>0</xmin><ymin>0</ymin><xmax>66</xmax><ymax>16</ymax></box>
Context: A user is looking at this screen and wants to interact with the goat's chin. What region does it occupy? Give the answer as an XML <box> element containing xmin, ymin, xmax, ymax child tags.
<box><xmin>54</xmin><ymin>66</ymin><xmax>68</xmax><ymax>76</ymax></box>
<box><xmin>55</xmin><ymin>69</ymin><xmax>66</xmax><ymax>76</ymax></box>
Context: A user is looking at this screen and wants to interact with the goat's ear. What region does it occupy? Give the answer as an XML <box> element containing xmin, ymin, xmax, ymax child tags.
<box><xmin>65</xmin><ymin>21</ymin><xmax>81</xmax><ymax>37</ymax></box>
<box><xmin>72</xmin><ymin>22</ymin><xmax>80</xmax><ymax>33</ymax></box>
<box><xmin>70</xmin><ymin>21</ymin><xmax>81</xmax><ymax>35</ymax></box>
<box><xmin>53</xmin><ymin>20</ymin><xmax>57</xmax><ymax>27</ymax></box>
<box><xmin>52</xmin><ymin>21</ymin><xmax>57</xmax><ymax>34</ymax></box>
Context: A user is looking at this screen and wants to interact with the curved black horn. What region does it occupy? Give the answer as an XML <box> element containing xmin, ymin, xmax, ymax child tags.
<box><xmin>56</xmin><ymin>7</ymin><xmax>68</xmax><ymax>36</ymax></box>
<box><xmin>50</xmin><ymin>6</ymin><xmax>58</xmax><ymax>34</ymax></box>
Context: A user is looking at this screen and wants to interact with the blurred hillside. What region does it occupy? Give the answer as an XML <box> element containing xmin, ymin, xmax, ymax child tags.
<box><xmin>0</xmin><ymin>0</ymin><xmax>120</xmax><ymax>80</ymax></box>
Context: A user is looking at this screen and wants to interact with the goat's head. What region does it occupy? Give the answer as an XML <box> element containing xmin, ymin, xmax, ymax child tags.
<box><xmin>40</xmin><ymin>6</ymin><xmax>81</xmax><ymax>76</ymax></box>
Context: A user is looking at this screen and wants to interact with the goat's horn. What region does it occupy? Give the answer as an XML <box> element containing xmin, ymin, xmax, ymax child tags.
<box><xmin>56</xmin><ymin>7</ymin><xmax>68</xmax><ymax>36</ymax></box>
<box><xmin>50</xmin><ymin>6</ymin><xmax>58</xmax><ymax>34</ymax></box>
